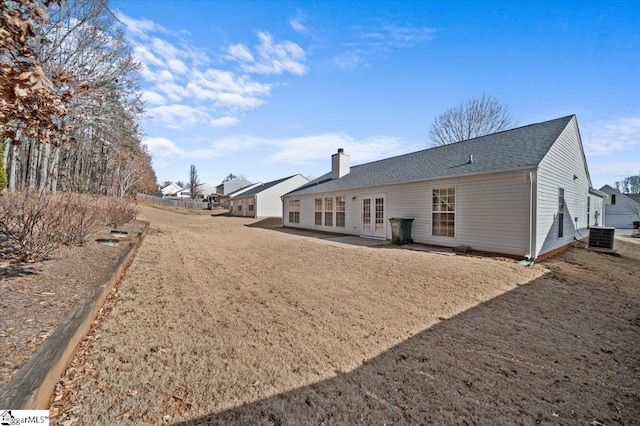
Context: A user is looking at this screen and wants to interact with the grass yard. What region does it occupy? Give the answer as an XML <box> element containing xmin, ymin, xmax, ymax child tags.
<box><xmin>50</xmin><ymin>205</ymin><xmax>640</xmax><ymax>425</ymax></box>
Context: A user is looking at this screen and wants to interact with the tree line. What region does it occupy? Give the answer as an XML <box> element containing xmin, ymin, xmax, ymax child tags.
<box><xmin>1</xmin><ymin>0</ymin><xmax>156</xmax><ymax>197</ymax></box>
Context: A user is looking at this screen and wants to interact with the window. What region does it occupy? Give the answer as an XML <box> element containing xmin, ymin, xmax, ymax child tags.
<box><xmin>611</xmin><ymin>194</ymin><xmax>616</xmax><ymax>205</ymax></box>
<box><xmin>324</xmin><ymin>197</ymin><xmax>333</xmax><ymax>226</ymax></box>
<box><xmin>432</xmin><ymin>188</ymin><xmax>455</xmax><ymax>237</ymax></box>
<box><xmin>336</xmin><ymin>196</ymin><xmax>345</xmax><ymax>227</ymax></box>
<box><xmin>288</xmin><ymin>199</ymin><xmax>300</xmax><ymax>223</ymax></box>
<box><xmin>315</xmin><ymin>198</ymin><xmax>322</xmax><ymax>225</ymax></box>
<box><xmin>237</xmin><ymin>201</ymin><xmax>243</xmax><ymax>212</ymax></box>
<box><xmin>558</xmin><ymin>188</ymin><xmax>565</xmax><ymax>238</ymax></box>
<box><xmin>248</xmin><ymin>203</ymin><xmax>254</xmax><ymax>212</ymax></box>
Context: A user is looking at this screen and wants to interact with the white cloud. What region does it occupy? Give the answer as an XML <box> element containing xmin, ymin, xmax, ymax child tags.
<box><xmin>156</xmin><ymin>81</ymin><xmax>187</xmax><ymax>102</ymax></box>
<box><xmin>186</xmin><ymin>69</ymin><xmax>271</xmax><ymax>108</ymax></box>
<box><xmin>167</xmin><ymin>59</ymin><xmax>188</xmax><ymax>74</ymax></box>
<box><xmin>357</xmin><ymin>24</ymin><xmax>436</xmax><ymax>45</ymax></box>
<box><xmin>144</xmin><ymin>136</ymin><xmax>186</xmax><ymax>158</ymax></box>
<box><xmin>115</xmin><ymin>12</ymin><xmax>165</xmax><ymax>36</ymax></box>
<box><xmin>265</xmin><ymin>133</ymin><xmax>413</xmax><ymax>164</ymax></box>
<box><xmin>289</xmin><ymin>16</ymin><xmax>311</xmax><ymax>34</ymax></box>
<box><xmin>141</xmin><ymin>90</ymin><xmax>166</xmax><ymax>106</ymax></box>
<box><xmin>232</xmin><ymin>32</ymin><xmax>308</xmax><ymax>76</ymax></box>
<box><xmin>210</xmin><ymin>116</ymin><xmax>240</xmax><ymax>127</ymax></box>
<box><xmin>133</xmin><ymin>45</ymin><xmax>165</xmax><ymax>68</ymax></box>
<box><xmin>333</xmin><ymin>50</ymin><xmax>369</xmax><ymax>72</ymax></box>
<box><xmin>333</xmin><ymin>23</ymin><xmax>436</xmax><ymax>71</ymax></box>
<box><xmin>226</xmin><ymin>44</ymin><xmax>254</xmax><ymax>62</ymax></box>
<box><xmin>582</xmin><ymin>116</ymin><xmax>640</xmax><ymax>155</ymax></box>
<box><xmin>119</xmin><ymin>13</ymin><xmax>304</xmax><ymax>129</ymax></box>
<box><xmin>589</xmin><ymin>160</ymin><xmax>640</xmax><ymax>178</ymax></box>
<box><xmin>148</xmin><ymin>104</ymin><xmax>211</xmax><ymax>129</ymax></box>
<box><xmin>144</xmin><ymin>136</ymin><xmax>222</xmax><ymax>159</ymax></box>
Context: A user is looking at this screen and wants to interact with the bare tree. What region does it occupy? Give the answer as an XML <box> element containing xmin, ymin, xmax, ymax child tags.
<box><xmin>615</xmin><ymin>172</ymin><xmax>640</xmax><ymax>194</ymax></box>
<box><xmin>0</xmin><ymin>142</ymin><xmax>7</xmax><ymax>190</ymax></box>
<box><xmin>222</xmin><ymin>173</ymin><xmax>237</xmax><ymax>183</ymax></box>
<box><xmin>2</xmin><ymin>0</ymin><xmax>156</xmax><ymax>196</ymax></box>
<box><xmin>428</xmin><ymin>94</ymin><xmax>516</xmax><ymax>146</ymax></box>
<box><xmin>189</xmin><ymin>165</ymin><xmax>199</xmax><ymax>199</ymax></box>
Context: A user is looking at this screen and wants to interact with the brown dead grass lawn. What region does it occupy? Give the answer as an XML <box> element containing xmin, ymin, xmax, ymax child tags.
<box><xmin>50</xmin><ymin>205</ymin><xmax>640</xmax><ymax>425</ymax></box>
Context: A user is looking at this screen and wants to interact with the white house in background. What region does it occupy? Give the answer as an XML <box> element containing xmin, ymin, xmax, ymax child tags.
<box><xmin>283</xmin><ymin>115</ymin><xmax>601</xmax><ymax>260</ymax></box>
<box><xmin>175</xmin><ymin>182</ymin><xmax>218</xmax><ymax>199</ymax></box>
<box><xmin>588</xmin><ymin>188</ymin><xmax>607</xmax><ymax>228</ymax></box>
<box><xmin>160</xmin><ymin>182</ymin><xmax>183</xmax><ymax>197</ymax></box>
<box><xmin>216</xmin><ymin>177</ymin><xmax>253</xmax><ymax>196</ymax></box>
<box><xmin>229</xmin><ymin>174</ymin><xmax>309</xmax><ymax>218</ymax></box>
<box><xmin>599</xmin><ymin>185</ymin><xmax>640</xmax><ymax>228</ymax></box>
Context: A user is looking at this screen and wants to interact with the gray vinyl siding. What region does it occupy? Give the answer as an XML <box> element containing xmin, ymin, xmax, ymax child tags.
<box><xmin>535</xmin><ymin>117</ymin><xmax>590</xmax><ymax>257</ymax></box>
<box><xmin>284</xmin><ymin>169</ymin><xmax>531</xmax><ymax>256</ymax></box>
<box><xmin>231</xmin><ymin>175</ymin><xmax>309</xmax><ymax>218</ymax></box>
<box><xmin>256</xmin><ymin>175</ymin><xmax>309</xmax><ymax>217</ymax></box>
<box><xmin>589</xmin><ymin>193</ymin><xmax>606</xmax><ymax>228</ymax></box>
<box><xmin>600</xmin><ymin>186</ymin><xmax>639</xmax><ymax>228</ymax></box>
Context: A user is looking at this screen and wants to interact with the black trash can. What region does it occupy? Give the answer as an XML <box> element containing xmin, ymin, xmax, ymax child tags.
<box><xmin>389</xmin><ymin>218</ymin><xmax>414</xmax><ymax>245</ymax></box>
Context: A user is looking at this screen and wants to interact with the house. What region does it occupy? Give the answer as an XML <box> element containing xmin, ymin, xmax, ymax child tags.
<box><xmin>215</xmin><ymin>177</ymin><xmax>253</xmax><ymax>196</ymax></box>
<box><xmin>160</xmin><ymin>182</ymin><xmax>183</xmax><ymax>197</ymax></box>
<box><xmin>283</xmin><ymin>115</ymin><xmax>601</xmax><ymax>260</ymax></box>
<box><xmin>229</xmin><ymin>174</ymin><xmax>310</xmax><ymax>217</ymax></box>
<box><xmin>599</xmin><ymin>185</ymin><xmax>640</xmax><ymax>228</ymax></box>
<box><xmin>176</xmin><ymin>183</ymin><xmax>218</xmax><ymax>199</ymax></box>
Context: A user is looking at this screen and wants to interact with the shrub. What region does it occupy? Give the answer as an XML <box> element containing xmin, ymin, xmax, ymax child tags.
<box><xmin>101</xmin><ymin>197</ymin><xmax>138</xmax><ymax>229</ymax></box>
<box><xmin>0</xmin><ymin>190</ymin><xmax>65</xmax><ymax>262</ymax></box>
<box><xmin>57</xmin><ymin>194</ymin><xmax>101</xmax><ymax>246</ymax></box>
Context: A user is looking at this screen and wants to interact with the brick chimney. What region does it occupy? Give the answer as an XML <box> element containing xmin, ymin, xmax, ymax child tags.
<box><xmin>331</xmin><ymin>148</ymin><xmax>350</xmax><ymax>179</ymax></box>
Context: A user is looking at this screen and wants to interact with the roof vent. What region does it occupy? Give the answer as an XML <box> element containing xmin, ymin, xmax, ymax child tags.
<box><xmin>468</xmin><ymin>154</ymin><xmax>474</xmax><ymax>164</ymax></box>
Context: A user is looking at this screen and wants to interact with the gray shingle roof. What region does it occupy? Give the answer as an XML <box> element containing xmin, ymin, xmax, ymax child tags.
<box><xmin>288</xmin><ymin>115</ymin><xmax>574</xmax><ymax>196</ymax></box>
<box><xmin>627</xmin><ymin>193</ymin><xmax>640</xmax><ymax>204</ymax></box>
<box><xmin>232</xmin><ymin>175</ymin><xmax>298</xmax><ymax>197</ymax></box>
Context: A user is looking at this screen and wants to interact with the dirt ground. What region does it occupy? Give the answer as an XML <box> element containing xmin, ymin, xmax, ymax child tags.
<box><xmin>44</xmin><ymin>204</ymin><xmax>639</xmax><ymax>425</ymax></box>
<box><xmin>0</xmin><ymin>220</ymin><xmax>142</xmax><ymax>392</ymax></box>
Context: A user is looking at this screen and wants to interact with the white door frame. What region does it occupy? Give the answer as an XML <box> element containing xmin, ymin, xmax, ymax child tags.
<box><xmin>360</xmin><ymin>193</ymin><xmax>386</xmax><ymax>239</ymax></box>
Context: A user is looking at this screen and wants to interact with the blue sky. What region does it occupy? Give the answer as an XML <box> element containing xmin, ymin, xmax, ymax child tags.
<box><xmin>111</xmin><ymin>0</ymin><xmax>639</xmax><ymax>189</ymax></box>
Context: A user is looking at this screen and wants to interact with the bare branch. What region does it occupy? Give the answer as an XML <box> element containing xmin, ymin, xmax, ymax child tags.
<box><xmin>428</xmin><ymin>94</ymin><xmax>516</xmax><ymax>146</ymax></box>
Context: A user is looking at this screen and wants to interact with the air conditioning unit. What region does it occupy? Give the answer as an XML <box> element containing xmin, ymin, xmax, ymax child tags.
<box><xmin>588</xmin><ymin>227</ymin><xmax>616</xmax><ymax>249</ymax></box>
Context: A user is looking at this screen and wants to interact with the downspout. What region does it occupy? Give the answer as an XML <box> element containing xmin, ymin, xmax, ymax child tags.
<box><xmin>254</xmin><ymin>195</ymin><xmax>257</xmax><ymax>218</ymax></box>
<box><xmin>527</xmin><ymin>170</ymin><xmax>538</xmax><ymax>260</ymax></box>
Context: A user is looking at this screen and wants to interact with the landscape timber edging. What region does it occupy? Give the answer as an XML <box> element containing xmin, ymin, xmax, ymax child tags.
<box><xmin>0</xmin><ymin>220</ymin><xmax>150</xmax><ymax>410</ymax></box>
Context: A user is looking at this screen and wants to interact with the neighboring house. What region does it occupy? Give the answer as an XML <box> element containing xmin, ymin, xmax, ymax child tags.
<box><xmin>599</xmin><ymin>185</ymin><xmax>640</xmax><ymax>228</ymax></box>
<box><xmin>176</xmin><ymin>183</ymin><xmax>219</xmax><ymax>199</ymax></box>
<box><xmin>283</xmin><ymin>115</ymin><xmax>600</xmax><ymax>260</ymax></box>
<box><xmin>588</xmin><ymin>188</ymin><xmax>607</xmax><ymax>228</ymax></box>
<box><xmin>160</xmin><ymin>182</ymin><xmax>183</xmax><ymax>197</ymax></box>
<box><xmin>223</xmin><ymin>182</ymin><xmax>262</xmax><ymax>209</ymax></box>
<box><xmin>627</xmin><ymin>193</ymin><xmax>640</xmax><ymax>204</ymax></box>
<box><xmin>215</xmin><ymin>177</ymin><xmax>253</xmax><ymax>196</ymax></box>
<box><xmin>229</xmin><ymin>174</ymin><xmax>310</xmax><ymax>218</ymax></box>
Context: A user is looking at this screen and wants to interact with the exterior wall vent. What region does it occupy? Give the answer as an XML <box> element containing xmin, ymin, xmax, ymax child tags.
<box><xmin>588</xmin><ymin>227</ymin><xmax>615</xmax><ymax>249</ymax></box>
